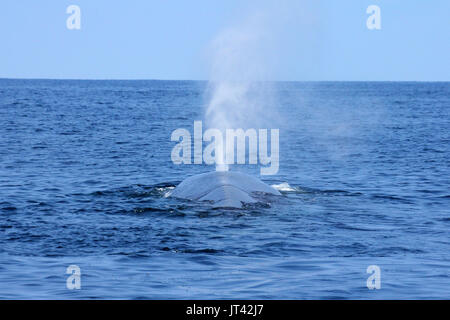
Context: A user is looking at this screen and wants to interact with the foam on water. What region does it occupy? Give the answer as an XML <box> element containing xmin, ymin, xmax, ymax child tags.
<box><xmin>271</xmin><ymin>182</ymin><xmax>297</xmax><ymax>192</ymax></box>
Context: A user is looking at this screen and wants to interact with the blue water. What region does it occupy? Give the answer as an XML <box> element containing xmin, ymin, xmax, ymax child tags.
<box><xmin>0</xmin><ymin>79</ymin><xmax>449</xmax><ymax>299</ymax></box>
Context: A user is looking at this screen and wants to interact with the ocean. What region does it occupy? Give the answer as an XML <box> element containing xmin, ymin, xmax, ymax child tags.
<box><xmin>0</xmin><ymin>79</ymin><xmax>448</xmax><ymax>299</ymax></box>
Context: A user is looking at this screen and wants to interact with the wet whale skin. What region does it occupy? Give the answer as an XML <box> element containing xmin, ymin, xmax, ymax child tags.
<box><xmin>169</xmin><ymin>171</ymin><xmax>281</xmax><ymax>208</ymax></box>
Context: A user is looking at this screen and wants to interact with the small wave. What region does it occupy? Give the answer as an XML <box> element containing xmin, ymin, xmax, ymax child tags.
<box><xmin>271</xmin><ymin>183</ymin><xmax>361</xmax><ymax>197</ymax></box>
<box><xmin>1</xmin><ymin>206</ymin><xmax>17</xmax><ymax>212</ymax></box>
<box><xmin>372</xmin><ymin>194</ymin><xmax>414</xmax><ymax>204</ymax></box>
<box><xmin>91</xmin><ymin>184</ymin><xmax>175</xmax><ymax>199</ymax></box>
<box><xmin>133</xmin><ymin>207</ymin><xmax>170</xmax><ymax>214</ymax></box>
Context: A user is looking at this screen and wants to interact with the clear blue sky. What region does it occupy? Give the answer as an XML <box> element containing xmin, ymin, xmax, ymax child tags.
<box><xmin>0</xmin><ymin>0</ymin><xmax>448</xmax><ymax>81</ymax></box>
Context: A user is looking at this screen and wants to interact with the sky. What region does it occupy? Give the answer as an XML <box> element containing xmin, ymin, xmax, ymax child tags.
<box><xmin>0</xmin><ymin>0</ymin><xmax>448</xmax><ymax>81</ymax></box>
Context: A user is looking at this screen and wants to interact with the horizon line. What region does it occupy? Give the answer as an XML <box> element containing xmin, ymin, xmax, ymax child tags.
<box><xmin>0</xmin><ymin>77</ymin><xmax>449</xmax><ymax>83</ymax></box>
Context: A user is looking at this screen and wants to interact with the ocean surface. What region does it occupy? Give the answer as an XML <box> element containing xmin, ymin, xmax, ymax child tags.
<box><xmin>0</xmin><ymin>79</ymin><xmax>449</xmax><ymax>299</ymax></box>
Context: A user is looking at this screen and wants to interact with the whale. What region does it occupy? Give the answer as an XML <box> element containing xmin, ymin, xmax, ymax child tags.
<box><xmin>169</xmin><ymin>171</ymin><xmax>281</xmax><ymax>208</ymax></box>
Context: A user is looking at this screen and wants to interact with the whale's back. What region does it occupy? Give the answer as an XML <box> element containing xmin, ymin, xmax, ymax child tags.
<box><xmin>169</xmin><ymin>171</ymin><xmax>280</xmax><ymax>208</ymax></box>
